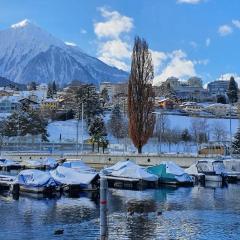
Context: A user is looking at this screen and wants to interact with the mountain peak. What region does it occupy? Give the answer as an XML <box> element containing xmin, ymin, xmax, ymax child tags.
<box><xmin>11</xmin><ymin>19</ymin><xmax>32</xmax><ymax>29</ymax></box>
<box><xmin>0</xmin><ymin>19</ymin><xmax>128</xmax><ymax>85</ymax></box>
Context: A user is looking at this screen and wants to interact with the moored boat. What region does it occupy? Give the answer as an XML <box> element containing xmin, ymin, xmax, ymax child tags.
<box><xmin>23</xmin><ymin>160</ymin><xmax>44</xmax><ymax>170</ymax></box>
<box><xmin>147</xmin><ymin>161</ymin><xmax>193</xmax><ymax>186</ymax></box>
<box><xmin>185</xmin><ymin>159</ymin><xmax>227</xmax><ymax>183</ymax></box>
<box><xmin>0</xmin><ymin>159</ymin><xmax>21</xmax><ymax>170</ymax></box>
<box><xmin>50</xmin><ymin>166</ymin><xmax>99</xmax><ymax>192</ymax></box>
<box><xmin>62</xmin><ymin>160</ymin><xmax>96</xmax><ymax>173</ymax></box>
<box><xmin>222</xmin><ymin>158</ymin><xmax>240</xmax><ymax>182</ymax></box>
<box><xmin>17</xmin><ymin>169</ymin><xmax>59</xmax><ymax>194</ymax></box>
<box><xmin>101</xmin><ymin>160</ymin><xmax>158</xmax><ymax>189</ymax></box>
<box><xmin>42</xmin><ymin>157</ymin><xmax>58</xmax><ymax>169</ymax></box>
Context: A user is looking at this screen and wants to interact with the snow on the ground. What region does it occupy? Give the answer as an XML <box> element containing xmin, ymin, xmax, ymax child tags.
<box><xmin>166</xmin><ymin>114</ymin><xmax>239</xmax><ymax>138</ymax></box>
<box><xmin>47</xmin><ymin>119</ymin><xmax>89</xmax><ymax>143</ymax></box>
<box><xmin>0</xmin><ymin>112</ymin><xmax>11</xmax><ymax>119</ymax></box>
<box><xmin>47</xmin><ymin>114</ymin><xmax>240</xmax><ymax>153</ymax></box>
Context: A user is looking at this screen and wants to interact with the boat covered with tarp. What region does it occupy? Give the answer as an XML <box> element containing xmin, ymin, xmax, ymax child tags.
<box><xmin>101</xmin><ymin>160</ymin><xmax>158</xmax><ymax>182</ymax></box>
<box><xmin>23</xmin><ymin>160</ymin><xmax>44</xmax><ymax>169</ymax></box>
<box><xmin>42</xmin><ymin>157</ymin><xmax>58</xmax><ymax>169</ymax></box>
<box><xmin>220</xmin><ymin>158</ymin><xmax>240</xmax><ymax>181</ymax></box>
<box><xmin>50</xmin><ymin>166</ymin><xmax>99</xmax><ymax>191</ymax></box>
<box><xmin>62</xmin><ymin>160</ymin><xmax>96</xmax><ymax>173</ymax></box>
<box><xmin>16</xmin><ymin>169</ymin><xmax>58</xmax><ymax>194</ymax></box>
<box><xmin>185</xmin><ymin>159</ymin><xmax>227</xmax><ymax>182</ymax></box>
<box><xmin>147</xmin><ymin>161</ymin><xmax>193</xmax><ymax>186</ymax></box>
<box><xmin>0</xmin><ymin>159</ymin><xmax>21</xmax><ymax>169</ymax></box>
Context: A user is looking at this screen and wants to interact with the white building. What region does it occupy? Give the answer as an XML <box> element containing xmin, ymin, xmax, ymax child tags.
<box><xmin>0</xmin><ymin>96</ymin><xmax>20</xmax><ymax>112</ymax></box>
<box><xmin>205</xmin><ymin>103</ymin><xmax>230</xmax><ymax>116</ymax></box>
<box><xmin>180</xmin><ymin>102</ymin><xmax>205</xmax><ymax>113</ymax></box>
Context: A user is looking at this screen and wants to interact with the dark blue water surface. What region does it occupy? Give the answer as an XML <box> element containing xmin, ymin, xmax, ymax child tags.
<box><xmin>0</xmin><ymin>183</ymin><xmax>240</xmax><ymax>240</ymax></box>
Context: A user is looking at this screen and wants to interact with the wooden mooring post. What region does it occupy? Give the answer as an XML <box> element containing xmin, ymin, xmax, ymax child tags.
<box><xmin>100</xmin><ymin>177</ymin><xmax>108</xmax><ymax>240</ymax></box>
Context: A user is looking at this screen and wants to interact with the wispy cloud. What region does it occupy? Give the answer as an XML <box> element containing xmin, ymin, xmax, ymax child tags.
<box><xmin>177</xmin><ymin>0</ymin><xmax>203</xmax><ymax>4</ymax></box>
<box><xmin>94</xmin><ymin>7</ymin><xmax>206</xmax><ymax>79</ymax></box>
<box><xmin>206</xmin><ymin>37</ymin><xmax>211</xmax><ymax>47</ymax></box>
<box><xmin>80</xmin><ymin>29</ymin><xmax>87</xmax><ymax>34</ymax></box>
<box><xmin>232</xmin><ymin>19</ymin><xmax>240</xmax><ymax>29</ymax></box>
<box><xmin>94</xmin><ymin>7</ymin><xmax>133</xmax><ymax>71</ymax></box>
<box><xmin>190</xmin><ymin>41</ymin><xmax>198</xmax><ymax>48</ymax></box>
<box><xmin>153</xmin><ymin>50</ymin><xmax>201</xmax><ymax>85</ymax></box>
<box><xmin>94</xmin><ymin>7</ymin><xmax>133</xmax><ymax>39</ymax></box>
<box><xmin>150</xmin><ymin>50</ymin><xmax>168</xmax><ymax>73</ymax></box>
<box><xmin>193</xmin><ymin>59</ymin><xmax>209</xmax><ymax>65</ymax></box>
<box><xmin>98</xmin><ymin>39</ymin><xmax>131</xmax><ymax>71</ymax></box>
<box><xmin>218</xmin><ymin>24</ymin><xmax>232</xmax><ymax>36</ymax></box>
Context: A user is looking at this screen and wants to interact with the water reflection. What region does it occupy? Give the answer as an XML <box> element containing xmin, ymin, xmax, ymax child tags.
<box><xmin>0</xmin><ymin>184</ymin><xmax>240</xmax><ymax>239</ymax></box>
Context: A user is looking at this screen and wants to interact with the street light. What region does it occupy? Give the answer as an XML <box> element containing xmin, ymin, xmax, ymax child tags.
<box><xmin>16</xmin><ymin>104</ymin><xmax>21</xmax><ymax>153</ymax></box>
<box><xmin>76</xmin><ymin>101</ymin><xmax>84</xmax><ymax>156</ymax></box>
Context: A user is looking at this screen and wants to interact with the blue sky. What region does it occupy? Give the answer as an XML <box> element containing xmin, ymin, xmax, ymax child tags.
<box><xmin>0</xmin><ymin>0</ymin><xmax>240</xmax><ymax>84</ymax></box>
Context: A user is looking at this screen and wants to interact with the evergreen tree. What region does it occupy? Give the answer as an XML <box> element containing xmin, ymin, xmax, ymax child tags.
<box><xmin>216</xmin><ymin>94</ymin><xmax>227</xmax><ymax>104</ymax></box>
<box><xmin>29</xmin><ymin>81</ymin><xmax>37</xmax><ymax>91</ymax></box>
<box><xmin>2</xmin><ymin>110</ymin><xmax>48</xmax><ymax>142</ymax></box>
<box><xmin>47</xmin><ymin>82</ymin><xmax>54</xmax><ymax>98</ymax></box>
<box><xmin>26</xmin><ymin>111</ymin><xmax>49</xmax><ymax>142</ymax></box>
<box><xmin>67</xmin><ymin>109</ymin><xmax>74</xmax><ymax>120</ymax></box>
<box><xmin>52</xmin><ymin>81</ymin><xmax>57</xmax><ymax>95</ymax></box>
<box><xmin>108</xmin><ymin>104</ymin><xmax>128</xmax><ymax>140</ymax></box>
<box><xmin>181</xmin><ymin>129</ymin><xmax>191</xmax><ymax>142</ymax></box>
<box><xmin>227</xmin><ymin>76</ymin><xmax>238</xmax><ymax>103</ymax></box>
<box><xmin>84</xmin><ymin>85</ymin><xmax>103</xmax><ymax>125</ymax></box>
<box><xmin>2</xmin><ymin>112</ymin><xmax>23</xmax><ymax>137</ymax></box>
<box><xmin>100</xmin><ymin>88</ymin><xmax>110</xmax><ymax>107</ymax></box>
<box><xmin>232</xmin><ymin>128</ymin><xmax>240</xmax><ymax>154</ymax></box>
<box><xmin>66</xmin><ymin>84</ymin><xmax>103</xmax><ymax>126</ymax></box>
<box><xmin>166</xmin><ymin>83</ymin><xmax>178</xmax><ymax>101</ymax></box>
<box><xmin>88</xmin><ymin>116</ymin><xmax>107</xmax><ymax>152</ymax></box>
<box><xmin>158</xmin><ymin>82</ymin><xmax>178</xmax><ymax>102</ymax></box>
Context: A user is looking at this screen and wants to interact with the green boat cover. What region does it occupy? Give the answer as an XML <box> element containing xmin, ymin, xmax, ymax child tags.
<box><xmin>147</xmin><ymin>161</ymin><xmax>192</xmax><ymax>183</ymax></box>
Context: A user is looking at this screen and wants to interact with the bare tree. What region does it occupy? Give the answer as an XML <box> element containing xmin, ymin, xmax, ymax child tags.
<box><xmin>128</xmin><ymin>36</ymin><xmax>155</xmax><ymax>153</ymax></box>
<box><xmin>191</xmin><ymin>118</ymin><xmax>209</xmax><ymax>145</ymax></box>
<box><xmin>162</xmin><ymin>127</ymin><xmax>181</xmax><ymax>152</ymax></box>
<box><xmin>211</xmin><ymin>122</ymin><xmax>227</xmax><ymax>142</ymax></box>
<box><xmin>108</xmin><ymin>104</ymin><xmax>128</xmax><ymax>142</ymax></box>
<box><xmin>154</xmin><ymin>114</ymin><xmax>169</xmax><ymax>153</ymax></box>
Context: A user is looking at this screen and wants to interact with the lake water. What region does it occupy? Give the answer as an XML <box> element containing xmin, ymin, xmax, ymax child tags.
<box><xmin>0</xmin><ymin>184</ymin><xmax>240</xmax><ymax>240</ymax></box>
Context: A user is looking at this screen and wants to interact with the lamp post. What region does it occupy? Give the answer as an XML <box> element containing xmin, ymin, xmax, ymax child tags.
<box><xmin>229</xmin><ymin>103</ymin><xmax>232</xmax><ymax>156</ymax></box>
<box><xmin>76</xmin><ymin>102</ymin><xmax>84</xmax><ymax>156</ymax></box>
<box><xmin>76</xmin><ymin>113</ymin><xmax>79</xmax><ymax>156</ymax></box>
<box><xmin>17</xmin><ymin>105</ymin><xmax>21</xmax><ymax>152</ymax></box>
<box><xmin>81</xmin><ymin>102</ymin><xmax>84</xmax><ymax>154</ymax></box>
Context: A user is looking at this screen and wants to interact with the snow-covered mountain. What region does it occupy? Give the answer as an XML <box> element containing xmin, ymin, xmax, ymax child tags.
<box><xmin>0</xmin><ymin>19</ymin><xmax>128</xmax><ymax>85</ymax></box>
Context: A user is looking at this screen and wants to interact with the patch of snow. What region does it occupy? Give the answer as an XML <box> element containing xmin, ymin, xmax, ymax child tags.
<box><xmin>11</xmin><ymin>19</ymin><xmax>31</xmax><ymax>28</ymax></box>
<box><xmin>65</xmin><ymin>41</ymin><xmax>77</xmax><ymax>47</ymax></box>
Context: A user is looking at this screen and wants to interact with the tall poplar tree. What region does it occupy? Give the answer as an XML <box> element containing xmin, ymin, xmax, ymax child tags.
<box><xmin>128</xmin><ymin>36</ymin><xmax>155</xmax><ymax>153</ymax></box>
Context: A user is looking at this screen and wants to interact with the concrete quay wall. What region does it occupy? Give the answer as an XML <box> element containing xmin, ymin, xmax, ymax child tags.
<box><xmin>2</xmin><ymin>152</ymin><xmax>215</xmax><ymax>168</ymax></box>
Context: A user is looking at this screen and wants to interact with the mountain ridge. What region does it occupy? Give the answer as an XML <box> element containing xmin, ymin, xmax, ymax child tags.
<box><xmin>0</xmin><ymin>19</ymin><xmax>128</xmax><ymax>86</ymax></box>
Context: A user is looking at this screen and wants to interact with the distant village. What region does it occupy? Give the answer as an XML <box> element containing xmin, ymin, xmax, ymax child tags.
<box><xmin>0</xmin><ymin>75</ymin><xmax>238</xmax><ymax>119</ymax></box>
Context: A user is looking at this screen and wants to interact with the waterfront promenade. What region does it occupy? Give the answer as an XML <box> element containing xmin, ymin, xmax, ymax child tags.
<box><xmin>2</xmin><ymin>151</ymin><xmax>217</xmax><ymax>168</ymax></box>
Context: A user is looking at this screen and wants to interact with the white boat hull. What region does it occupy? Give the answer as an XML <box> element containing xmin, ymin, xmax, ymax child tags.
<box><xmin>20</xmin><ymin>185</ymin><xmax>57</xmax><ymax>194</ymax></box>
<box><xmin>205</xmin><ymin>175</ymin><xmax>223</xmax><ymax>182</ymax></box>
